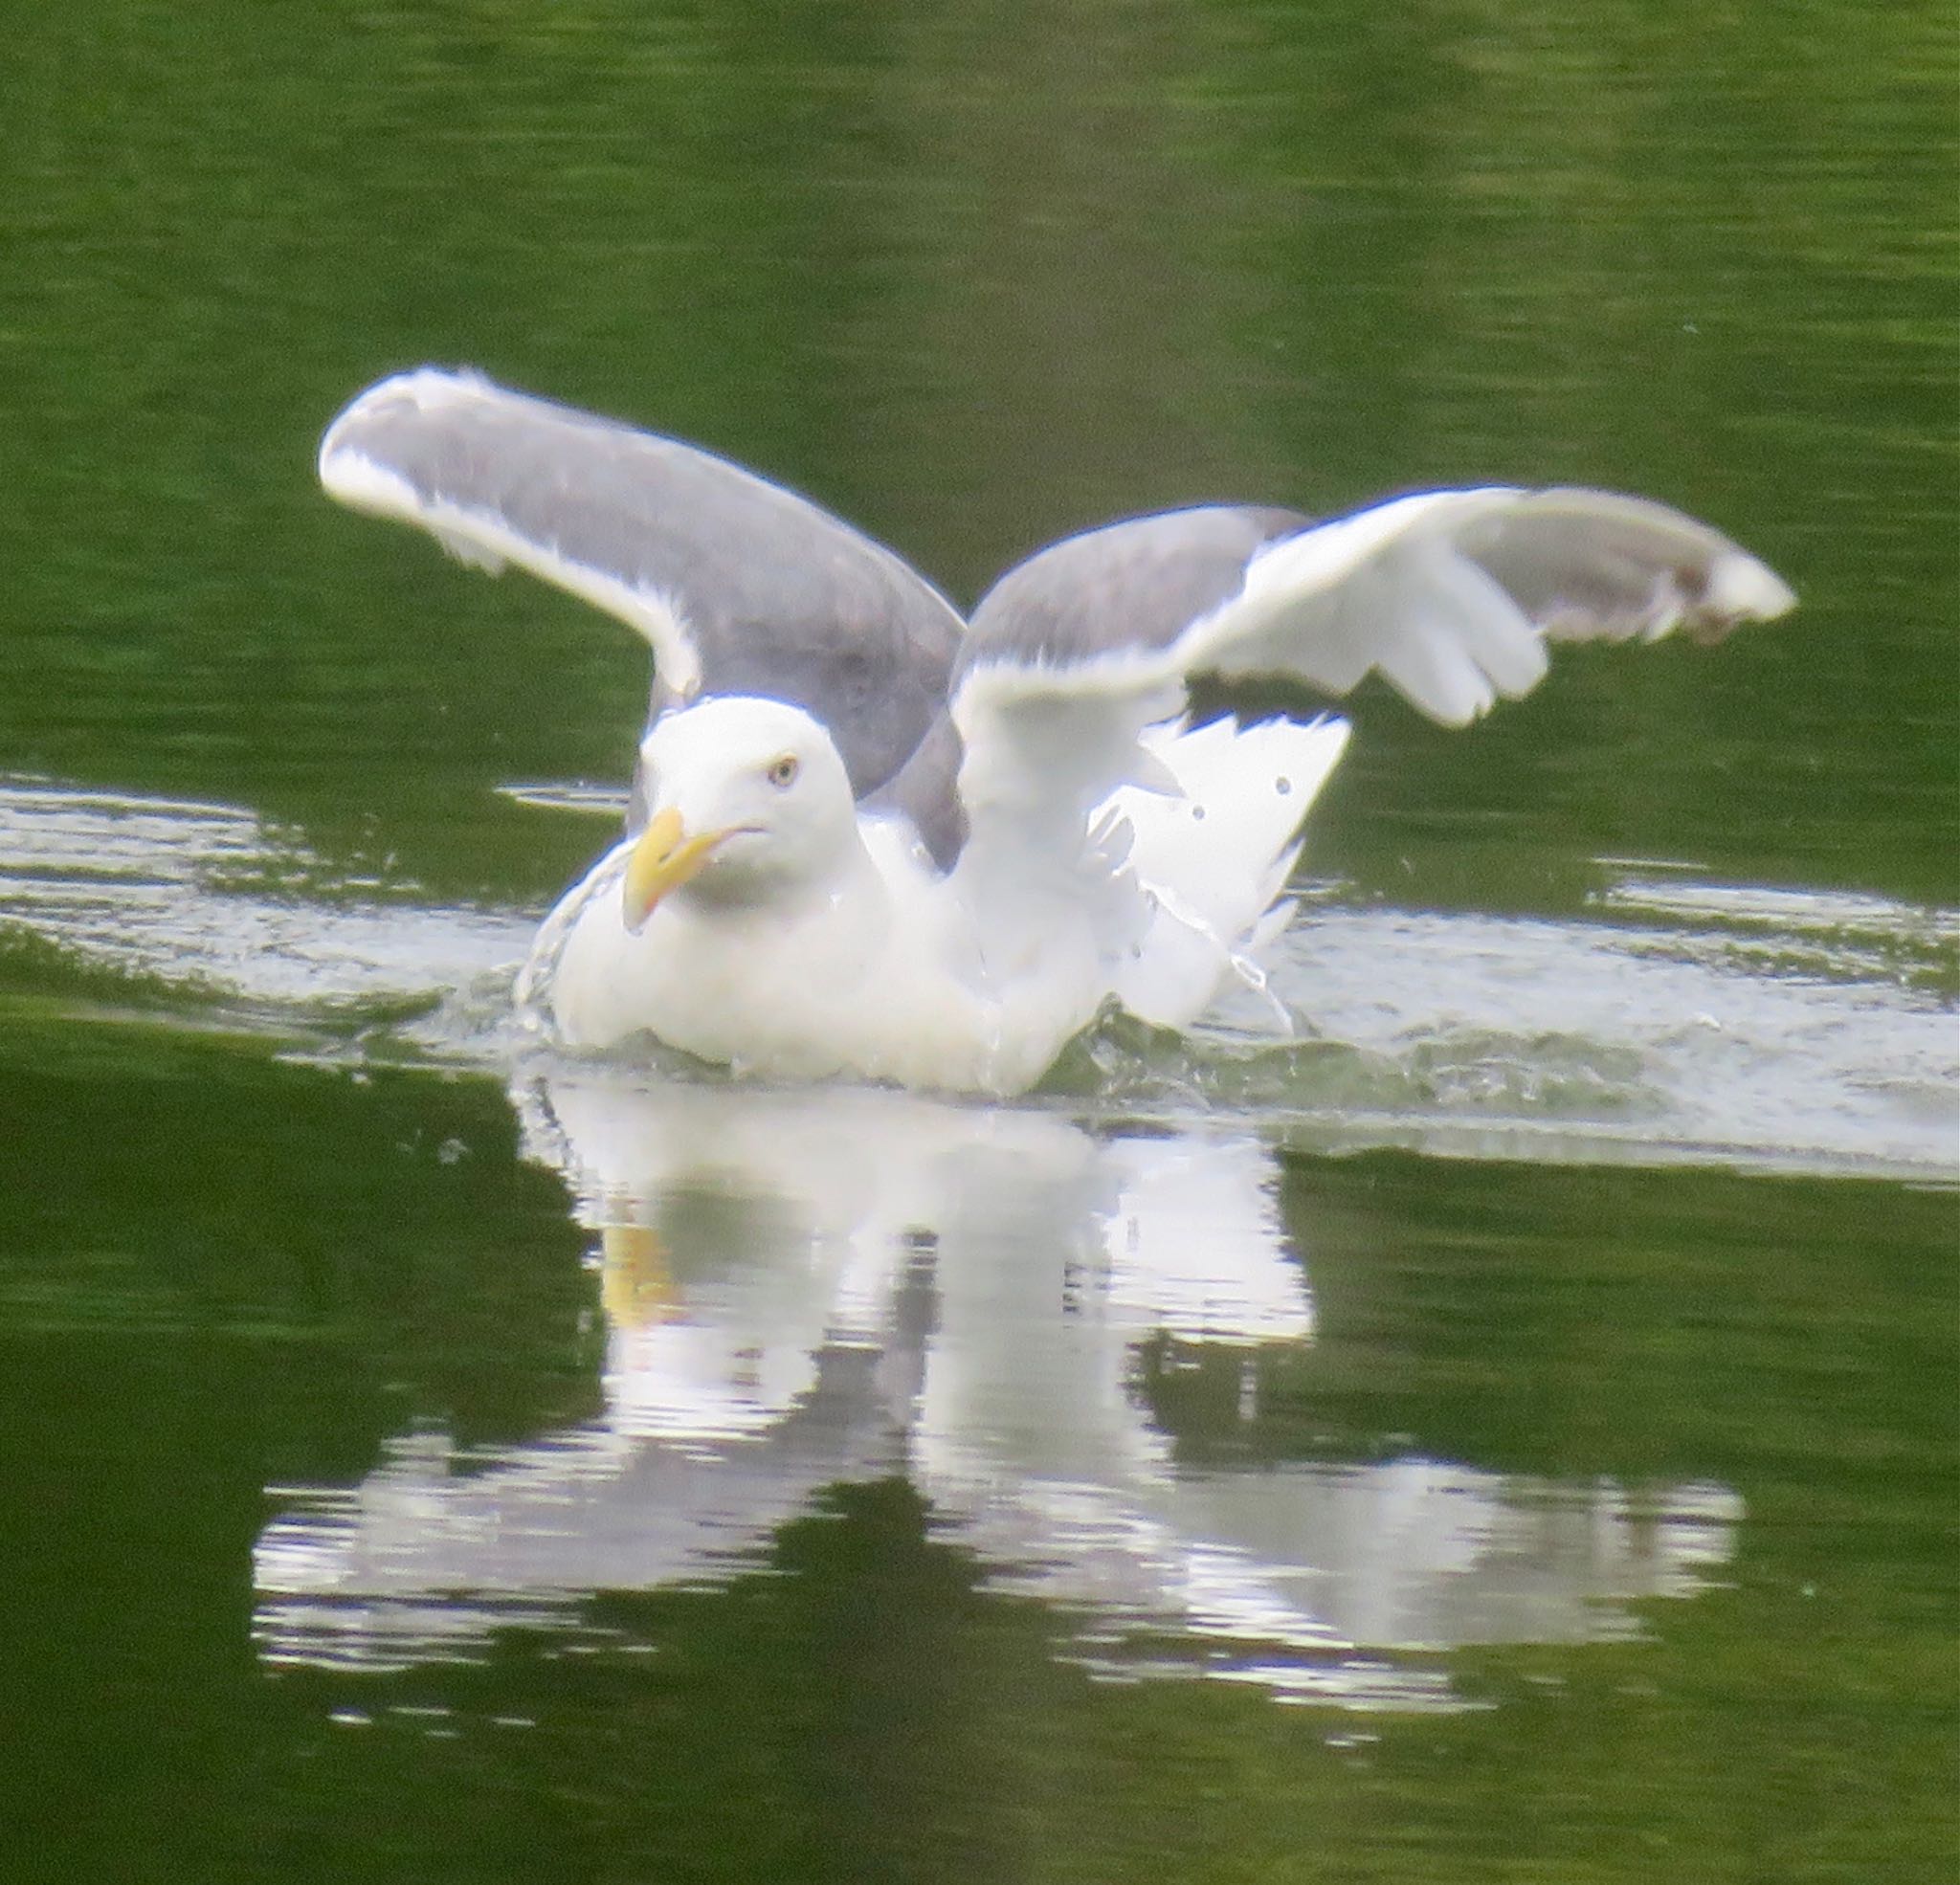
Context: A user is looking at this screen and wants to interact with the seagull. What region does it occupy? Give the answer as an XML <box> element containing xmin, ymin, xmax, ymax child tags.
<box><xmin>319</xmin><ymin>368</ymin><xmax>1795</xmax><ymax>1096</ymax></box>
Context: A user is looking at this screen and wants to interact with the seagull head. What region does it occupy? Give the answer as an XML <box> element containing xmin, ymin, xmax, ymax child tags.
<box><xmin>621</xmin><ymin>697</ymin><xmax>858</xmax><ymax>928</ymax></box>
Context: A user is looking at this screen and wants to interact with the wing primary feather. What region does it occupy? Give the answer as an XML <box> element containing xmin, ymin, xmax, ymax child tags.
<box><xmin>945</xmin><ymin>483</ymin><xmax>1789</xmax><ymax>930</ymax></box>
<box><xmin>1176</xmin><ymin>484</ymin><xmax>1792</xmax><ymax>717</ymax></box>
<box><xmin>320</xmin><ymin>367</ymin><xmax>966</xmax><ymax>799</ymax></box>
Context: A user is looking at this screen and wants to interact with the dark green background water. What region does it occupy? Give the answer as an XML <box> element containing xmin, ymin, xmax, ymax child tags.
<box><xmin>1</xmin><ymin>3</ymin><xmax>1954</xmax><ymax>1881</ymax></box>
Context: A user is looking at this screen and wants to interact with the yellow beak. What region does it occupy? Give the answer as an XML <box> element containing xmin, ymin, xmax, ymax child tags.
<box><xmin>621</xmin><ymin>806</ymin><xmax>731</xmax><ymax>930</ymax></box>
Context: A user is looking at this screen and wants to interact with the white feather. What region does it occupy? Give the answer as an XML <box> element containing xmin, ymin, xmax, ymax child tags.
<box><xmin>1110</xmin><ymin>716</ymin><xmax>1349</xmax><ymax>1026</ymax></box>
<box><xmin>319</xmin><ymin>371</ymin><xmax>1795</xmax><ymax>1095</ymax></box>
<box><xmin>319</xmin><ymin>386</ymin><xmax>704</xmax><ymax>698</ymax></box>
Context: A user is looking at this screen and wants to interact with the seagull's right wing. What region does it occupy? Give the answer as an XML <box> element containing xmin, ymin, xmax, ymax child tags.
<box><xmin>319</xmin><ymin>369</ymin><xmax>963</xmax><ymax>797</ymax></box>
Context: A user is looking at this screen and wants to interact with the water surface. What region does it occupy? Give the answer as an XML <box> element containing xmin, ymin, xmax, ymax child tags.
<box><xmin>1</xmin><ymin>2</ymin><xmax>1953</xmax><ymax>1880</ymax></box>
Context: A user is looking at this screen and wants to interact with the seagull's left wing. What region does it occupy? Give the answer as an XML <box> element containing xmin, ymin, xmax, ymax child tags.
<box><xmin>945</xmin><ymin>485</ymin><xmax>1794</xmax><ymax>863</ymax></box>
<box><xmin>319</xmin><ymin>369</ymin><xmax>963</xmax><ymax>798</ymax></box>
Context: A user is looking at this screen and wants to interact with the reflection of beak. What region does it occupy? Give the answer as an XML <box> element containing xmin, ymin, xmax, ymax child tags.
<box><xmin>600</xmin><ymin>1224</ymin><xmax>679</xmax><ymax>1329</ymax></box>
<box><xmin>621</xmin><ymin>807</ymin><xmax>734</xmax><ymax>931</ymax></box>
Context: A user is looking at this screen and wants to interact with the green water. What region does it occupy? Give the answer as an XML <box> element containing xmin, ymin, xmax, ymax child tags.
<box><xmin>1</xmin><ymin>3</ymin><xmax>1955</xmax><ymax>1880</ymax></box>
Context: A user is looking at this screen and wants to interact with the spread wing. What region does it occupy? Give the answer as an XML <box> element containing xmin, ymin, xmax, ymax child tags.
<box><xmin>319</xmin><ymin>368</ymin><xmax>963</xmax><ymax>798</ymax></box>
<box><xmin>941</xmin><ymin>485</ymin><xmax>1794</xmax><ymax>873</ymax></box>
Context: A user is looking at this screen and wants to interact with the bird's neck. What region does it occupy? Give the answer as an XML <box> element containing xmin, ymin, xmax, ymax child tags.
<box><xmin>676</xmin><ymin>832</ymin><xmax>880</xmax><ymax>924</ymax></box>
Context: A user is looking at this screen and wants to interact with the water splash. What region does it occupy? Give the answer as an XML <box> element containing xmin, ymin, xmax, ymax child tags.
<box><xmin>2</xmin><ymin>777</ymin><xmax>1951</xmax><ymax>1177</ymax></box>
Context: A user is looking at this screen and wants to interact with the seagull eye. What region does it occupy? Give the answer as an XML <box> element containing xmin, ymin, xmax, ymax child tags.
<box><xmin>766</xmin><ymin>753</ymin><xmax>800</xmax><ymax>789</ymax></box>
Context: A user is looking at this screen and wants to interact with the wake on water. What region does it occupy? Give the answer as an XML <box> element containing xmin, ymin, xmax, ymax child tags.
<box><xmin>1</xmin><ymin>776</ymin><xmax>1951</xmax><ymax>1180</ymax></box>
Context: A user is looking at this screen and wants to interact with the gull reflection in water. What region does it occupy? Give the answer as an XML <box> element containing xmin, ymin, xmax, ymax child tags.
<box><xmin>255</xmin><ymin>1069</ymin><xmax>1741</xmax><ymax>1708</ymax></box>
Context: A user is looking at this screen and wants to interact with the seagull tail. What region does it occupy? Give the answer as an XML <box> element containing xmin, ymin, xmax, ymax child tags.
<box><xmin>1107</xmin><ymin>714</ymin><xmax>1349</xmax><ymax>1028</ymax></box>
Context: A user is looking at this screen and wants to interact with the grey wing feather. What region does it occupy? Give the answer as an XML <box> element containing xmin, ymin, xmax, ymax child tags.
<box><xmin>952</xmin><ymin>485</ymin><xmax>1794</xmax><ymax>729</ymax></box>
<box><xmin>1184</xmin><ymin>486</ymin><xmax>1796</xmax><ymax>724</ymax></box>
<box><xmin>871</xmin><ymin>506</ymin><xmax>1307</xmax><ymax>868</ymax></box>
<box><xmin>1448</xmin><ymin>488</ymin><xmax>1791</xmax><ymax>645</ymax></box>
<box><xmin>320</xmin><ymin>368</ymin><xmax>963</xmax><ymax>797</ymax></box>
<box><xmin>962</xmin><ymin>505</ymin><xmax>1309</xmax><ymax>673</ymax></box>
<box><xmin>942</xmin><ymin>483</ymin><xmax>1793</xmax><ymax>883</ymax></box>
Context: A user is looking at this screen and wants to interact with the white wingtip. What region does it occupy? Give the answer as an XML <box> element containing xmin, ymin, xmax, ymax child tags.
<box><xmin>316</xmin><ymin>371</ymin><xmax>700</xmax><ymax>687</ymax></box>
<box><xmin>1705</xmin><ymin>549</ymin><xmax>1797</xmax><ymax>626</ymax></box>
<box><xmin>316</xmin><ymin>438</ymin><xmax>510</xmax><ymax>574</ymax></box>
<box><xmin>318</xmin><ymin>370</ymin><xmax>524</xmax><ymax>575</ymax></box>
<box><xmin>317</xmin><ymin>366</ymin><xmax>491</xmax><ymax>485</ymax></box>
<box><xmin>316</xmin><ymin>436</ymin><xmax>409</xmax><ymax>513</ymax></box>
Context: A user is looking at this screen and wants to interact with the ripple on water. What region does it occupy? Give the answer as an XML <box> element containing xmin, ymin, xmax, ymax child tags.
<box><xmin>1</xmin><ymin>778</ymin><xmax>1951</xmax><ymax>1178</ymax></box>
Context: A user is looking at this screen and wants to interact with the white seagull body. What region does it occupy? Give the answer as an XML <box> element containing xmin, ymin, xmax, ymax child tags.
<box><xmin>320</xmin><ymin>368</ymin><xmax>1795</xmax><ymax>1096</ymax></box>
<box><xmin>530</xmin><ymin>703</ymin><xmax>1348</xmax><ymax>1093</ymax></box>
